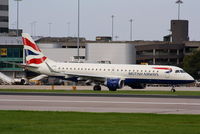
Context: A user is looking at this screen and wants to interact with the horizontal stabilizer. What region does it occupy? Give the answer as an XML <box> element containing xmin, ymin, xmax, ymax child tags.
<box><xmin>3</xmin><ymin>61</ymin><xmax>39</xmax><ymax>69</ymax></box>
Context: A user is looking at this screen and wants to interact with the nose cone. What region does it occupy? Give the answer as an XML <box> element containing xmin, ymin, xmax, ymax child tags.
<box><xmin>186</xmin><ymin>73</ymin><xmax>195</xmax><ymax>83</ymax></box>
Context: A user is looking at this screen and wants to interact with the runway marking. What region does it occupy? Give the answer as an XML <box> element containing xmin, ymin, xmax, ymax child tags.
<box><xmin>0</xmin><ymin>99</ymin><xmax>200</xmax><ymax>106</ymax></box>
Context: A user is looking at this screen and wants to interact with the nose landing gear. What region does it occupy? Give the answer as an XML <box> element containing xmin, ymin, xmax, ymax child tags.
<box><xmin>171</xmin><ymin>85</ymin><xmax>176</xmax><ymax>92</ymax></box>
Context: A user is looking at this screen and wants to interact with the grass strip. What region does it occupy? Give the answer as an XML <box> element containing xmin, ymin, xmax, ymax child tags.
<box><xmin>1</xmin><ymin>89</ymin><xmax>200</xmax><ymax>96</ymax></box>
<box><xmin>0</xmin><ymin>111</ymin><xmax>200</xmax><ymax>134</ymax></box>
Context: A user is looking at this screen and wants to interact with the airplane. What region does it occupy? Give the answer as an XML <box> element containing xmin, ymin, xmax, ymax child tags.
<box><xmin>21</xmin><ymin>33</ymin><xmax>194</xmax><ymax>92</ymax></box>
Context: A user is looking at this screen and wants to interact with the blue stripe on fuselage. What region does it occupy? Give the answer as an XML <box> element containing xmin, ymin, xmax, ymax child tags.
<box><xmin>124</xmin><ymin>78</ymin><xmax>194</xmax><ymax>85</ymax></box>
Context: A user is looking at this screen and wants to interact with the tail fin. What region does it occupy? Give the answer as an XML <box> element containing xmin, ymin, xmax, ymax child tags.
<box><xmin>22</xmin><ymin>33</ymin><xmax>47</xmax><ymax>65</ymax></box>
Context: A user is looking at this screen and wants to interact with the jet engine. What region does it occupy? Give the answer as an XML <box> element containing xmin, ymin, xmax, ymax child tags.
<box><xmin>104</xmin><ymin>78</ymin><xmax>124</xmax><ymax>91</ymax></box>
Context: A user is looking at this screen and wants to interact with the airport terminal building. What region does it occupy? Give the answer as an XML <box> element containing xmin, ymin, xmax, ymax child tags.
<box><xmin>0</xmin><ymin>0</ymin><xmax>9</xmax><ymax>34</ymax></box>
<box><xmin>0</xmin><ymin>37</ymin><xmax>24</xmax><ymax>79</ymax></box>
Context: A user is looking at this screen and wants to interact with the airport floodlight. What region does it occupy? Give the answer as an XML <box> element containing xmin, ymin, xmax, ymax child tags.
<box><xmin>30</xmin><ymin>21</ymin><xmax>37</xmax><ymax>36</ymax></box>
<box><xmin>176</xmin><ymin>0</ymin><xmax>183</xmax><ymax>20</ymax></box>
<box><xmin>176</xmin><ymin>0</ymin><xmax>183</xmax><ymax>4</ymax></box>
<box><xmin>129</xmin><ymin>19</ymin><xmax>133</xmax><ymax>41</ymax></box>
<box><xmin>48</xmin><ymin>22</ymin><xmax>52</xmax><ymax>37</ymax></box>
<box><xmin>77</xmin><ymin>0</ymin><xmax>80</xmax><ymax>61</ymax></box>
<box><xmin>14</xmin><ymin>0</ymin><xmax>22</xmax><ymax>43</ymax></box>
<box><xmin>67</xmin><ymin>22</ymin><xmax>71</xmax><ymax>37</ymax></box>
<box><xmin>111</xmin><ymin>15</ymin><xmax>115</xmax><ymax>41</ymax></box>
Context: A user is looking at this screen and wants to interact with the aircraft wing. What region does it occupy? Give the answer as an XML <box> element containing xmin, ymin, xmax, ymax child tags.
<box><xmin>65</xmin><ymin>72</ymin><xmax>124</xmax><ymax>81</ymax></box>
<box><xmin>45</xmin><ymin>62</ymin><xmax>125</xmax><ymax>81</ymax></box>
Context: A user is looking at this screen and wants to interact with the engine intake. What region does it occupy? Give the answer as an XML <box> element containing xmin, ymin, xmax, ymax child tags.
<box><xmin>105</xmin><ymin>78</ymin><xmax>124</xmax><ymax>91</ymax></box>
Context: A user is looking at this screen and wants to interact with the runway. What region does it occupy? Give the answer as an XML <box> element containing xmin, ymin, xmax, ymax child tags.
<box><xmin>0</xmin><ymin>85</ymin><xmax>200</xmax><ymax>91</ymax></box>
<box><xmin>0</xmin><ymin>94</ymin><xmax>200</xmax><ymax>114</ymax></box>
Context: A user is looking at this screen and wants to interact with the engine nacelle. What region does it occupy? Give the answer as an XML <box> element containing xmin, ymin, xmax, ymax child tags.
<box><xmin>105</xmin><ymin>79</ymin><xmax>124</xmax><ymax>91</ymax></box>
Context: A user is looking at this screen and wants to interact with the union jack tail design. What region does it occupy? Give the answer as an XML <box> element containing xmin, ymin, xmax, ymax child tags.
<box><xmin>22</xmin><ymin>33</ymin><xmax>47</xmax><ymax>65</ymax></box>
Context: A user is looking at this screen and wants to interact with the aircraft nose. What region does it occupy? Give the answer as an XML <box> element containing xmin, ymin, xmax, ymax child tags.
<box><xmin>187</xmin><ymin>74</ymin><xmax>195</xmax><ymax>82</ymax></box>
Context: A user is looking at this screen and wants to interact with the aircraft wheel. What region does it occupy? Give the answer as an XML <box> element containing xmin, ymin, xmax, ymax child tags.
<box><xmin>20</xmin><ymin>79</ymin><xmax>26</xmax><ymax>85</ymax></box>
<box><xmin>93</xmin><ymin>85</ymin><xmax>101</xmax><ymax>91</ymax></box>
<box><xmin>171</xmin><ymin>88</ymin><xmax>176</xmax><ymax>92</ymax></box>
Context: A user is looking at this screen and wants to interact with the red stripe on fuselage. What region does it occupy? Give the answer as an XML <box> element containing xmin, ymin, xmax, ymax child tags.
<box><xmin>152</xmin><ymin>67</ymin><xmax>172</xmax><ymax>70</ymax></box>
<box><xmin>26</xmin><ymin>57</ymin><xmax>47</xmax><ymax>64</ymax></box>
<box><xmin>22</xmin><ymin>37</ymin><xmax>41</xmax><ymax>52</ymax></box>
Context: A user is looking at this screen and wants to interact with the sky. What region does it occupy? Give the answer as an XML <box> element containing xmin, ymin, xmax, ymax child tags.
<box><xmin>9</xmin><ymin>0</ymin><xmax>200</xmax><ymax>41</ymax></box>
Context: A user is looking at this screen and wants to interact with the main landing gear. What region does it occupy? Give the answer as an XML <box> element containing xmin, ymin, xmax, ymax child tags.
<box><xmin>93</xmin><ymin>84</ymin><xmax>101</xmax><ymax>91</ymax></box>
<box><xmin>171</xmin><ymin>85</ymin><xmax>176</xmax><ymax>92</ymax></box>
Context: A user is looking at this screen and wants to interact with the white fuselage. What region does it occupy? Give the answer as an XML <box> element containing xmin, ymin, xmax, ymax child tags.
<box><xmin>28</xmin><ymin>59</ymin><xmax>194</xmax><ymax>85</ymax></box>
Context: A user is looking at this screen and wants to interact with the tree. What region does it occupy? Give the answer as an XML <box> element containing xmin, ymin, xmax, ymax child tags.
<box><xmin>183</xmin><ymin>50</ymin><xmax>200</xmax><ymax>79</ymax></box>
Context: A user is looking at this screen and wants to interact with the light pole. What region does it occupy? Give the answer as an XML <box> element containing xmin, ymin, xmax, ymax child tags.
<box><xmin>31</xmin><ymin>21</ymin><xmax>37</xmax><ymax>36</ymax></box>
<box><xmin>77</xmin><ymin>0</ymin><xmax>80</xmax><ymax>61</ymax></box>
<box><xmin>30</xmin><ymin>22</ymin><xmax>33</xmax><ymax>36</ymax></box>
<box><xmin>67</xmin><ymin>22</ymin><xmax>71</xmax><ymax>37</ymax></box>
<box><xmin>111</xmin><ymin>15</ymin><xmax>114</xmax><ymax>41</ymax></box>
<box><xmin>14</xmin><ymin>0</ymin><xmax>22</xmax><ymax>43</ymax></box>
<box><xmin>48</xmin><ymin>22</ymin><xmax>52</xmax><ymax>37</ymax></box>
<box><xmin>33</xmin><ymin>21</ymin><xmax>37</xmax><ymax>36</ymax></box>
<box><xmin>176</xmin><ymin>0</ymin><xmax>183</xmax><ymax>20</ymax></box>
<box><xmin>129</xmin><ymin>19</ymin><xmax>133</xmax><ymax>41</ymax></box>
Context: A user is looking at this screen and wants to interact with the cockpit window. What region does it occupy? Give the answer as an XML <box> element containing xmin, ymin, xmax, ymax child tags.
<box><xmin>175</xmin><ymin>70</ymin><xmax>186</xmax><ymax>73</ymax></box>
<box><xmin>175</xmin><ymin>70</ymin><xmax>180</xmax><ymax>73</ymax></box>
<box><xmin>180</xmin><ymin>70</ymin><xmax>185</xmax><ymax>73</ymax></box>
